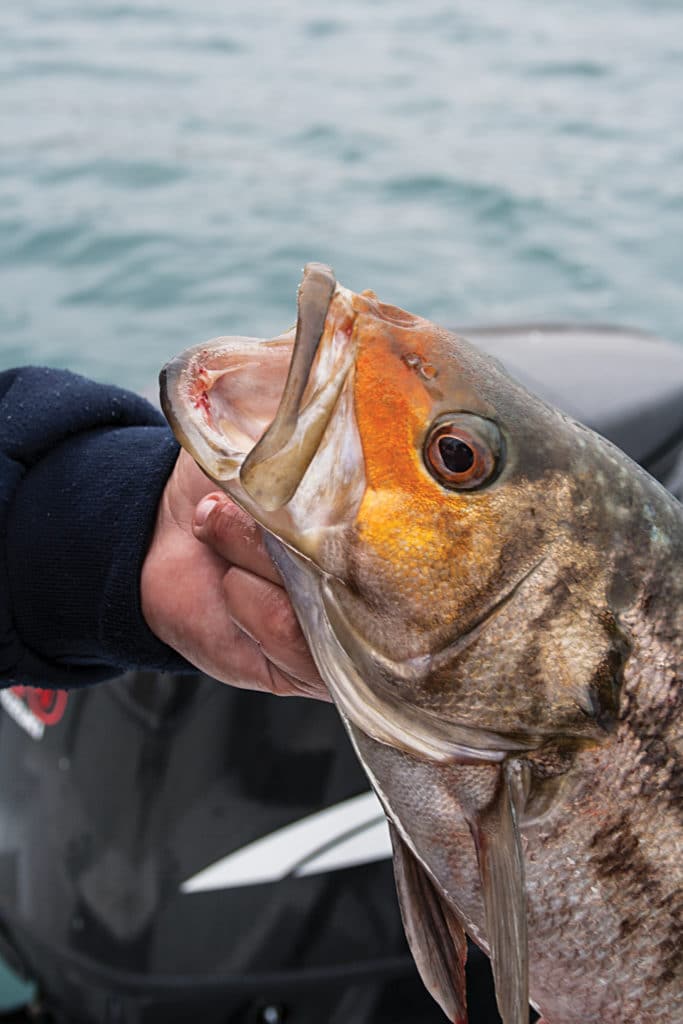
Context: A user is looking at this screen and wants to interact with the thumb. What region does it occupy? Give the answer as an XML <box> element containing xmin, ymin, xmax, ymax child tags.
<box><xmin>193</xmin><ymin>492</ymin><xmax>229</xmax><ymax>532</ymax></box>
<box><xmin>193</xmin><ymin>492</ymin><xmax>281</xmax><ymax>584</ymax></box>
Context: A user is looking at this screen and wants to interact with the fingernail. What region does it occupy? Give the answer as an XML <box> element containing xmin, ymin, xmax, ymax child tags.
<box><xmin>194</xmin><ymin>495</ymin><xmax>220</xmax><ymax>528</ymax></box>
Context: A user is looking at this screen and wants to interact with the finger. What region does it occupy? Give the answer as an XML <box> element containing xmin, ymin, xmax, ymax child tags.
<box><xmin>265</xmin><ymin>662</ymin><xmax>332</xmax><ymax>702</ymax></box>
<box><xmin>219</xmin><ymin>625</ymin><xmax>329</xmax><ymax>701</ymax></box>
<box><xmin>192</xmin><ymin>493</ymin><xmax>281</xmax><ymax>585</ymax></box>
<box><xmin>223</xmin><ymin>566</ymin><xmax>324</xmax><ymax>689</ymax></box>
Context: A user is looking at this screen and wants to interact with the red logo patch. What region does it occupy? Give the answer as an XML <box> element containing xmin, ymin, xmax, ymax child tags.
<box><xmin>10</xmin><ymin>686</ymin><xmax>69</xmax><ymax>727</ymax></box>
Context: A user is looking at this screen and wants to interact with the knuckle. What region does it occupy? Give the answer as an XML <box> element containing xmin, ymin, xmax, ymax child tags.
<box><xmin>207</xmin><ymin>498</ymin><xmax>243</xmax><ymax>546</ymax></box>
<box><xmin>210</xmin><ymin>497</ymin><xmax>236</xmax><ymax>532</ymax></box>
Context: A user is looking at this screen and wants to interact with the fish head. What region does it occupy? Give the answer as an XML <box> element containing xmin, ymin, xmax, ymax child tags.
<box><xmin>161</xmin><ymin>263</ymin><xmax>634</xmax><ymax>763</ymax></box>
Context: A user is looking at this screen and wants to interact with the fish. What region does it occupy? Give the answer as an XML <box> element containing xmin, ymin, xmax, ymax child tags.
<box><xmin>161</xmin><ymin>263</ymin><xmax>683</xmax><ymax>1024</ymax></box>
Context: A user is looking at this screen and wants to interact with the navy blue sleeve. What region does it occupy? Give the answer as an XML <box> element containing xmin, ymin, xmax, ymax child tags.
<box><xmin>0</xmin><ymin>367</ymin><xmax>194</xmax><ymax>687</ymax></box>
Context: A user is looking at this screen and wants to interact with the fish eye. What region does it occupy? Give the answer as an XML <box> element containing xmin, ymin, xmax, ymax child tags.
<box><xmin>424</xmin><ymin>414</ymin><xmax>502</xmax><ymax>490</ymax></box>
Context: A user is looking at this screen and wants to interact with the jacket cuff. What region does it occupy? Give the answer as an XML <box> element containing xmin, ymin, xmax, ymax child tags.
<box><xmin>6</xmin><ymin>426</ymin><xmax>195</xmax><ymax>686</ymax></box>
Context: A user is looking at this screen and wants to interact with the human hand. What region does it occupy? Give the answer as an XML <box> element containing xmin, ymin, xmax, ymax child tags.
<box><xmin>141</xmin><ymin>449</ymin><xmax>327</xmax><ymax>699</ymax></box>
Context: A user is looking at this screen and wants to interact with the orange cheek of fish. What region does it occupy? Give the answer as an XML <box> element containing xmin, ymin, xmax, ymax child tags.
<box><xmin>352</xmin><ymin>331</ymin><xmax>452</xmax><ymax>565</ymax></box>
<box><xmin>351</xmin><ymin>329</ymin><xmax>501</xmax><ymax>603</ymax></box>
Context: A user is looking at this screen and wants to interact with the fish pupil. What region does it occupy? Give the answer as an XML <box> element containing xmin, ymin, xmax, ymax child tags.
<box><xmin>439</xmin><ymin>436</ymin><xmax>474</xmax><ymax>474</ymax></box>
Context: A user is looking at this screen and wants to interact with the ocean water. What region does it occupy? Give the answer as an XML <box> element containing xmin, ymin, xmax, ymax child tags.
<box><xmin>0</xmin><ymin>0</ymin><xmax>681</xmax><ymax>392</ymax></box>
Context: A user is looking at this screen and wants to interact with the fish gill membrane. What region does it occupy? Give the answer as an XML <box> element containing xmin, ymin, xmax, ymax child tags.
<box><xmin>161</xmin><ymin>264</ymin><xmax>683</xmax><ymax>1024</ymax></box>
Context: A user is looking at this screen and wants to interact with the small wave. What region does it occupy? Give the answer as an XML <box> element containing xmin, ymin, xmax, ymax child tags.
<box><xmin>516</xmin><ymin>243</ymin><xmax>608</xmax><ymax>290</ymax></box>
<box><xmin>6</xmin><ymin>225</ymin><xmax>88</xmax><ymax>265</ymax></box>
<box><xmin>528</xmin><ymin>60</ymin><xmax>609</xmax><ymax>78</ymax></box>
<box><xmin>7</xmin><ymin>59</ymin><xmax>191</xmax><ymax>83</ymax></box>
<box><xmin>558</xmin><ymin>120</ymin><xmax>623</xmax><ymax>140</ymax></box>
<box><xmin>384</xmin><ymin>174</ymin><xmax>465</xmax><ymax>199</ymax></box>
<box><xmin>305</xmin><ymin>18</ymin><xmax>346</xmax><ymax>39</ymax></box>
<box><xmin>38</xmin><ymin>160</ymin><xmax>187</xmax><ymax>190</ymax></box>
<box><xmin>64</xmin><ymin>266</ymin><xmax>190</xmax><ymax>311</ymax></box>
<box><xmin>291</xmin><ymin>123</ymin><xmax>339</xmax><ymax>145</ymax></box>
<box><xmin>176</xmin><ymin>35</ymin><xmax>245</xmax><ymax>55</ymax></box>
<box><xmin>43</xmin><ymin>4</ymin><xmax>180</xmax><ymax>24</ymax></box>
<box><xmin>381</xmin><ymin>175</ymin><xmax>548</xmax><ymax>224</ymax></box>
<box><xmin>64</xmin><ymin>232</ymin><xmax>171</xmax><ymax>267</ymax></box>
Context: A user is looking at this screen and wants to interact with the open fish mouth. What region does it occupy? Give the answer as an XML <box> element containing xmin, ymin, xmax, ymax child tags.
<box><xmin>160</xmin><ymin>331</ymin><xmax>294</xmax><ymax>484</ymax></box>
<box><xmin>160</xmin><ymin>263</ymin><xmax>365</xmax><ymax>550</ymax></box>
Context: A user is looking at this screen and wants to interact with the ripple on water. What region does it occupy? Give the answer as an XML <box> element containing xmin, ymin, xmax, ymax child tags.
<box><xmin>381</xmin><ymin>174</ymin><xmax>555</xmax><ymax>227</ymax></box>
<box><xmin>557</xmin><ymin>120</ymin><xmax>625</xmax><ymax>140</ymax></box>
<box><xmin>39</xmin><ymin>4</ymin><xmax>182</xmax><ymax>24</ymax></box>
<box><xmin>183</xmin><ymin>36</ymin><xmax>245</xmax><ymax>54</ymax></box>
<box><xmin>516</xmin><ymin>243</ymin><xmax>609</xmax><ymax>290</ymax></box>
<box><xmin>304</xmin><ymin>18</ymin><xmax>347</xmax><ymax>39</ymax></box>
<box><xmin>6</xmin><ymin>59</ymin><xmax>191</xmax><ymax>83</ymax></box>
<box><xmin>64</xmin><ymin>264</ymin><xmax>191</xmax><ymax>311</ymax></box>
<box><xmin>5</xmin><ymin>224</ymin><xmax>89</xmax><ymax>265</ymax></box>
<box><xmin>286</xmin><ymin>123</ymin><xmax>389</xmax><ymax>166</ymax></box>
<box><xmin>528</xmin><ymin>59</ymin><xmax>609</xmax><ymax>78</ymax></box>
<box><xmin>63</xmin><ymin>232</ymin><xmax>172</xmax><ymax>267</ymax></box>
<box><xmin>37</xmin><ymin>160</ymin><xmax>188</xmax><ymax>189</ymax></box>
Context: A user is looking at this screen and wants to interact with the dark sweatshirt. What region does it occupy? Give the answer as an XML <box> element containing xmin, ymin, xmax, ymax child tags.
<box><xmin>0</xmin><ymin>367</ymin><xmax>192</xmax><ymax>689</ymax></box>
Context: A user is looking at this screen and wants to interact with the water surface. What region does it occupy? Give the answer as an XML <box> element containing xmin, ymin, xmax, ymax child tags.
<box><xmin>1</xmin><ymin>1</ymin><xmax>681</xmax><ymax>389</ymax></box>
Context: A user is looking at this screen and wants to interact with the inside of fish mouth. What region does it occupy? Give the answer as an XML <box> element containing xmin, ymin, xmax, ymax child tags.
<box><xmin>183</xmin><ymin>263</ymin><xmax>339</xmax><ymax>473</ymax></box>
<box><xmin>186</xmin><ymin>339</ymin><xmax>295</xmax><ymax>456</ymax></box>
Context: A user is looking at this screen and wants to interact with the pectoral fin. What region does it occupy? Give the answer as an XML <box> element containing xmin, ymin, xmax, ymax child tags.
<box><xmin>389</xmin><ymin>822</ymin><xmax>468</xmax><ymax>1024</ymax></box>
<box><xmin>468</xmin><ymin>766</ymin><xmax>528</xmax><ymax>1024</ymax></box>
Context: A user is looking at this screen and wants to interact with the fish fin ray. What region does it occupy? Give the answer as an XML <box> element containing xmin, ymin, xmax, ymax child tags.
<box><xmin>389</xmin><ymin>821</ymin><xmax>468</xmax><ymax>1024</ymax></box>
<box><xmin>470</xmin><ymin>767</ymin><xmax>528</xmax><ymax>1024</ymax></box>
